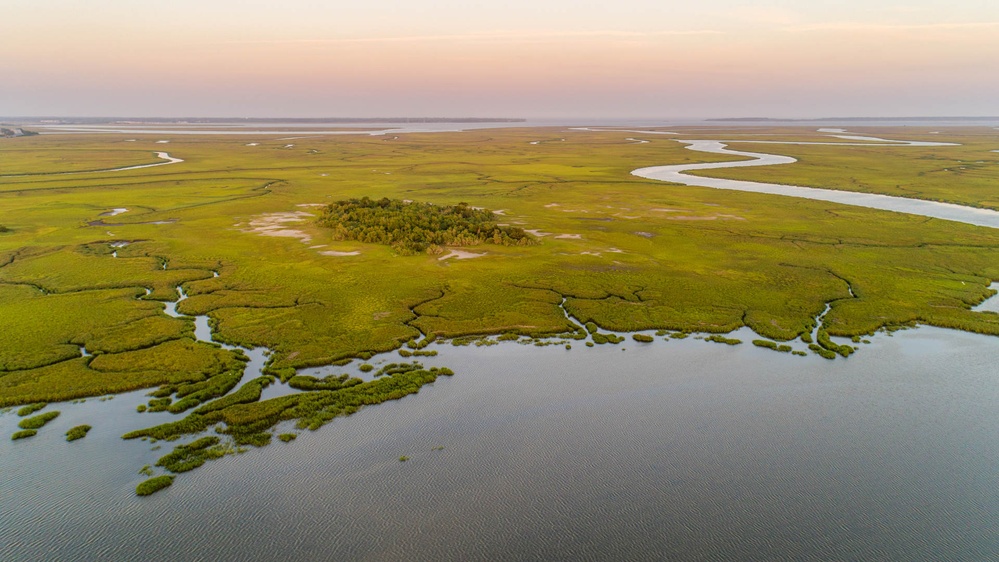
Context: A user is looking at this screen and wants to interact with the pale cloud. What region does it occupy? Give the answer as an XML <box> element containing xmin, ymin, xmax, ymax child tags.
<box><xmin>214</xmin><ymin>29</ymin><xmax>725</xmax><ymax>46</ymax></box>
<box><xmin>787</xmin><ymin>21</ymin><xmax>999</xmax><ymax>33</ymax></box>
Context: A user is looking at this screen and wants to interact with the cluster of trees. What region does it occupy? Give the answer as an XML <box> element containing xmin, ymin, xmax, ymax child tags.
<box><xmin>316</xmin><ymin>197</ymin><xmax>537</xmax><ymax>254</ymax></box>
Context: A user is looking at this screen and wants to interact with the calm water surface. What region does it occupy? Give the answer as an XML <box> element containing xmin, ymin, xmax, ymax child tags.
<box><xmin>2</xmin><ymin>325</ymin><xmax>998</xmax><ymax>561</ymax></box>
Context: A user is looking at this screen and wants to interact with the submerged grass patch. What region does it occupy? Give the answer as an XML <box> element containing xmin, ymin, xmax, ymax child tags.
<box><xmin>124</xmin><ymin>363</ymin><xmax>453</xmax><ymax>477</ymax></box>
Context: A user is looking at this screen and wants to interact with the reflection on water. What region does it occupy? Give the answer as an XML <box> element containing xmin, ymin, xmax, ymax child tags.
<box><xmin>3</xmin><ymin>325</ymin><xmax>998</xmax><ymax>561</ymax></box>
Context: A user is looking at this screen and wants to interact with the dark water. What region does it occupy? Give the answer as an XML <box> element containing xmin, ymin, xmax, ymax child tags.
<box><xmin>2</xmin><ymin>326</ymin><xmax>998</xmax><ymax>561</ymax></box>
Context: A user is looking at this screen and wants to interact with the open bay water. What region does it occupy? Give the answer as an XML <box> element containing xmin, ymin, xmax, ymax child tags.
<box><xmin>2</xmin><ymin>325</ymin><xmax>998</xmax><ymax>561</ymax></box>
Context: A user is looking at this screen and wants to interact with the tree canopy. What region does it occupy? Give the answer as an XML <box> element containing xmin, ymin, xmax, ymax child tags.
<box><xmin>316</xmin><ymin>197</ymin><xmax>537</xmax><ymax>254</ymax></box>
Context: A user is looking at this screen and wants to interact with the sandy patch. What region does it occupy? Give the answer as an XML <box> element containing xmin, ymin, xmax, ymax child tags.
<box><xmin>439</xmin><ymin>250</ymin><xmax>485</xmax><ymax>261</ymax></box>
<box><xmin>625</xmin><ymin>138</ymin><xmax>650</xmax><ymax>144</ymax></box>
<box><xmin>580</xmin><ymin>251</ymin><xmax>602</xmax><ymax>256</ymax></box>
<box><xmin>651</xmin><ymin>208</ymin><xmax>684</xmax><ymax>213</ymax></box>
<box><xmin>524</xmin><ymin>229</ymin><xmax>551</xmax><ymax>237</ymax></box>
<box><xmin>555</xmin><ymin>233</ymin><xmax>582</xmax><ymax>239</ymax></box>
<box><xmin>544</xmin><ymin>203</ymin><xmax>560</xmax><ymax>208</ymax></box>
<box><xmin>156</xmin><ymin>140</ymin><xmax>170</xmax><ymax>144</ymax></box>
<box><xmin>493</xmin><ymin>209</ymin><xmax>507</xmax><ymax>215</ymax></box>
<box><xmin>101</xmin><ymin>208</ymin><xmax>129</xmax><ymax>217</ymax></box>
<box><xmin>297</xmin><ymin>203</ymin><xmax>326</xmax><ymax>207</ymax></box>
<box><xmin>634</xmin><ymin>232</ymin><xmax>655</xmax><ymax>238</ymax></box>
<box><xmin>320</xmin><ymin>250</ymin><xmax>361</xmax><ymax>257</ymax></box>
<box><xmin>608</xmin><ymin>248</ymin><xmax>624</xmax><ymax>253</ymax></box>
<box><xmin>668</xmin><ymin>214</ymin><xmax>746</xmax><ymax>221</ymax></box>
<box><xmin>246</xmin><ymin>143</ymin><xmax>259</xmax><ymax>146</ymax></box>
<box><xmin>283</xmin><ymin>144</ymin><xmax>295</xmax><ymax>148</ymax></box>
<box><xmin>244</xmin><ymin>211</ymin><xmax>314</xmax><ymax>243</ymax></box>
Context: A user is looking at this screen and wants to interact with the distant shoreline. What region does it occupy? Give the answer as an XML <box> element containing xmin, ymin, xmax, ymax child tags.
<box><xmin>708</xmin><ymin>116</ymin><xmax>999</xmax><ymax>123</ymax></box>
<box><xmin>0</xmin><ymin>117</ymin><xmax>526</xmax><ymax>125</ymax></box>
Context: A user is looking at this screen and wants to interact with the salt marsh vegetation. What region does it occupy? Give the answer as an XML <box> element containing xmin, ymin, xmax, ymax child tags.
<box><xmin>2</xmin><ymin>126</ymin><xmax>999</xmax><ymax>492</ymax></box>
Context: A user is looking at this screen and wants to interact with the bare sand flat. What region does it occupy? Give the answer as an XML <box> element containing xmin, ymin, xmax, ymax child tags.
<box><xmin>439</xmin><ymin>249</ymin><xmax>485</xmax><ymax>260</ymax></box>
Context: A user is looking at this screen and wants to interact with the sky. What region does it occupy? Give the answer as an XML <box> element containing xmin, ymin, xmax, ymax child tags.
<box><xmin>2</xmin><ymin>1</ymin><xmax>998</xmax><ymax>118</ymax></box>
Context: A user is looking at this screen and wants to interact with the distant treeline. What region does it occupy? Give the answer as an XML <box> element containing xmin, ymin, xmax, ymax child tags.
<box><xmin>316</xmin><ymin>197</ymin><xmax>537</xmax><ymax>255</ymax></box>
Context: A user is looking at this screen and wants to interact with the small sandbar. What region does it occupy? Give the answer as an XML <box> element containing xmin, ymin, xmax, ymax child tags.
<box><xmin>625</xmin><ymin>138</ymin><xmax>650</xmax><ymax>144</ymax></box>
<box><xmin>320</xmin><ymin>250</ymin><xmax>361</xmax><ymax>257</ymax></box>
<box><xmin>555</xmin><ymin>234</ymin><xmax>582</xmax><ymax>239</ymax></box>
<box><xmin>668</xmin><ymin>214</ymin><xmax>746</xmax><ymax>221</ymax></box>
<box><xmin>439</xmin><ymin>250</ymin><xmax>485</xmax><ymax>261</ymax></box>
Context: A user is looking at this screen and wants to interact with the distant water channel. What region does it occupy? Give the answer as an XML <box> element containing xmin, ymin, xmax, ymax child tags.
<box><xmin>633</xmin><ymin>140</ymin><xmax>999</xmax><ymax>229</ymax></box>
<box><xmin>3</xmin><ymin>322</ymin><xmax>999</xmax><ymax>560</ymax></box>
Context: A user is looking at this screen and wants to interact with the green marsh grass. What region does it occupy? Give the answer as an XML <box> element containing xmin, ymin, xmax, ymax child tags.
<box><xmin>66</xmin><ymin>424</ymin><xmax>92</xmax><ymax>441</ymax></box>
<box><xmin>18</xmin><ymin>410</ymin><xmax>59</xmax><ymax>430</ymax></box>
<box><xmin>16</xmin><ymin>402</ymin><xmax>46</xmax><ymax>416</ymax></box>
<box><xmin>3</xmin><ymin>127</ymin><xmax>999</xmax><ymax>488</ymax></box>
<box><xmin>136</xmin><ymin>475</ymin><xmax>174</xmax><ymax>496</ymax></box>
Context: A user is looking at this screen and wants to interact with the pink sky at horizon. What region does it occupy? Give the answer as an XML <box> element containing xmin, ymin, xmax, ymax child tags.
<box><xmin>2</xmin><ymin>1</ymin><xmax>998</xmax><ymax>118</ymax></box>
